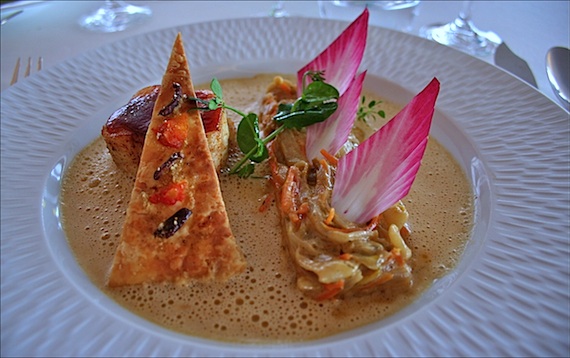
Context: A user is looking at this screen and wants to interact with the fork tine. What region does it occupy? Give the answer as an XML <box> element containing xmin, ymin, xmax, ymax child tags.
<box><xmin>10</xmin><ymin>57</ymin><xmax>43</xmax><ymax>85</ymax></box>
<box><xmin>24</xmin><ymin>57</ymin><xmax>31</xmax><ymax>78</ymax></box>
<box><xmin>10</xmin><ymin>57</ymin><xmax>21</xmax><ymax>85</ymax></box>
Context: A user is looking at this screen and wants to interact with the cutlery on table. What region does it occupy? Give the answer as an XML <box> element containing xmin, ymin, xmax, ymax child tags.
<box><xmin>494</xmin><ymin>42</ymin><xmax>537</xmax><ymax>88</ymax></box>
<box><xmin>1</xmin><ymin>10</ymin><xmax>23</xmax><ymax>25</ymax></box>
<box><xmin>10</xmin><ymin>57</ymin><xmax>43</xmax><ymax>85</ymax></box>
<box><xmin>546</xmin><ymin>46</ymin><xmax>570</xmax><ymax>109</ymax></box>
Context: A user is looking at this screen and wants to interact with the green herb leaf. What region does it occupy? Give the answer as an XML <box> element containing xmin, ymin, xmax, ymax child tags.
<box><xmin>275</xmin><ymin>103</ymin><xmax>293</xmax><ymax>118</ymax></box>
<box><xmin>208</xmin><ymin>99</ymin><xmax>219</xmax><ymax>110</ymax></box>
<box><xmin>308</xmin><ymin>70</ymin><xmax>326</xmax><ymax>82</ymax></box>
<box><xmin>301</xmin><ymin>81</ymin><xmax>339</xmax><ymax>104</ymax></box>
<box><xmin>274</xmin><ymin>80</ymin><xmax>339</xmax><ymax>129</ymax></box>
<box><xmin>275</xmin><ymin>102</ymin><xmax>338</xmax><ymax>129</ymax></box>
<box><xmin>210</xmin><ymin>78</ymin><xmax>223</xmax><ymax>100</ymax></box>
<box><xmin>357</xmin><ymin>96</ymin><xmax>385</xmax><ymax>122</ymax></box>
<box><xmin>301</xmin><ymin>70</ymin><xmax>326</xmax><ymax>90</ymax></box>
<box><xmin>236</xmin><ymin>113</ymin><xmax>268</xmax><ymax>163</ymax></box>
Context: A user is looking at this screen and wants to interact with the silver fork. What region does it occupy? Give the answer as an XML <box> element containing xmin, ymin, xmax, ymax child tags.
<box><xmin>10</xmin><ymin>57</ymin><xmax>43</xmax><ymax>85</ymax></box>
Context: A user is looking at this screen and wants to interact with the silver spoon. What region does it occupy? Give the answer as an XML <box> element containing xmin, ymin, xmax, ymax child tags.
<box><xmin>1</xmin><ymin>10</ymin><xmax>23</xmax><ymax>26</ymax></box>
<box><xmin>546</xmin><ymin>46</ymin><xmax>570</xmax><ymax>109</ymax></box>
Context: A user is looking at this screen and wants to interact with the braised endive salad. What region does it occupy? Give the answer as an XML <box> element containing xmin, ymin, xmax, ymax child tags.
<box><xmin>196</xmin><ymin>9</ymin><xmax>440</xmax><ymax>300</ymax></box>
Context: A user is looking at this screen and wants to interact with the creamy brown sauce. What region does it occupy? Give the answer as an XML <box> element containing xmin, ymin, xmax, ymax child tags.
<box><xmin>60</xmin><ymin>74</ymin><xmax>473</xmax><ymax>343</ymax></box>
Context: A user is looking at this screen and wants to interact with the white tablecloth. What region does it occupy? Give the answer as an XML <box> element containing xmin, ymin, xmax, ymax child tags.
<box><xmin>1</xmin><ymin>0</ymin><xmax>569</xmax><ymax>105</ymax></box>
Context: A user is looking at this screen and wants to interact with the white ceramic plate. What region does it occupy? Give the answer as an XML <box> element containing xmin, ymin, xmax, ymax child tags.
<box><xmin>1</xmin><ymin>17</ymin><xmax>568</xmax><ymax>357</ymax></box>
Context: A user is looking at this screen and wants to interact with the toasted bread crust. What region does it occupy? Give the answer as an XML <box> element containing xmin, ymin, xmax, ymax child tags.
<box><xmin>108</xmin><ymin>34</ymin><xmax>246</xmax><ymax>287</ymax></box>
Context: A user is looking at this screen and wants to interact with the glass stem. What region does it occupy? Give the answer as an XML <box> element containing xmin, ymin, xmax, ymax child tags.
<box><xmin>106</xmin><ymin>0</ymin><xmax>121</xmax><ymax>11</ymax></box>
<box><xmin>459</xmin><ymin>0</ymin><xmax>473</xmax><ymax>22</ymax></box>
<box><xmin>454</xmin><ymin>0</ymin><xmax>476</xmax><ymax>33</ymax></box>
<box><xmin>270</xmin><ymin>1</ymin><xmax>286</xmax><ymax>17</ymax></box>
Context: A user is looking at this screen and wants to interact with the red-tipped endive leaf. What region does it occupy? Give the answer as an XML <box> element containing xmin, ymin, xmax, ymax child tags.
<box><xmin>305</xmin><ymin>71</ymin><xmax>366</xmax><ymax>161</ymax></box>
<box><xmin>297</xmin><ymin>8</ymin><xmax>368</xmax><ymax>96</ymax></box>
<box><xmin>332</xmin><ymin>78</ymin><xmax>441</xmax><ymax>224</ymax></box>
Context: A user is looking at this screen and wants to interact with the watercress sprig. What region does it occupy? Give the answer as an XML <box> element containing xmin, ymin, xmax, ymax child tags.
<box><xmin>187</xmin><ymin>78</ymin><xmax>247</xmax><ymax>117</ymax></box>
<box><xmin>357</xmin><ymin>95</ymin><xmax>386</xmax><ymax>122</ymax></box>
<box><xmin>189</xmin><ymin>75</ymin><xmax>339</xmax><ymax>178</ymax></box>
<box><xmin>273</xmin><ymin>78</ymin><xmax>339</xmax><ymax>129</ymax></box>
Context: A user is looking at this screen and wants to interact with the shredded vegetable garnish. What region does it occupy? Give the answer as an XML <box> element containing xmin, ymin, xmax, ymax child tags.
<box><xmin>324</xmin><ymin>207</ymin><xmax>335</xmax><ymax>225</ymax></box>
<box><xmin>319</xmin><ymin>149</ymin><xmax>339</xmax><ymax>166</ymax></box>
<box><xmin>316</xmin><ymin>280</ymin><xmax>345</xmax><ymax>301</ymax></box>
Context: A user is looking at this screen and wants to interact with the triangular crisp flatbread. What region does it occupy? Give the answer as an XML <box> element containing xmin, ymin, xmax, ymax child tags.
<box><xmin>108</xmin><ymin>33</ymin><xmax>246</xmax><ymax>287</ymax></box>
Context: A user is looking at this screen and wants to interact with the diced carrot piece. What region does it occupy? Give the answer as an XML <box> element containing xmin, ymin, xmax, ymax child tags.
<box><xmin>365</xmin><ymin>214</ymin><xmax>381</xmax><ymax>231</ymax></box>
<box><xmin>267</xmin><ymin>145</ymin><xmax>284</xmax><ymax>187</ymax></box>
<box><xmin>258</xmin><ymin>192</ymin><xmax>274</xmax><ymax>213</ymax></box>
<box><xmin>400</xmin><ymin>224</ymin><xmax>411</xmax><ymax>239</ymax></box>
<box><xmin>281</xmin><ymin>166</ymin><xmax>300</xmax><ymax>215</ymax></box>
<box><xmin>297</xmin><ymin>202</ymin><xmax>309</xmax><ymax>215</ymax></box>
<box><xmin>391</xmin><ymin>248</ymin><xmax>405</xmax><ymax>266</ymax></box>
<box><xmin>319</xmin><ymin>149</ymin><xmax>338</xmax><ymax>166</ymax></box>
<box><xmin>324</xmin><ymin>207</ymin><xmax>335</xmax><ymax>225</ymax></box>
<box><xmin>316</xmin><ymin>280</ymin><xmax>345</xmax><ymax>301</ymax></box>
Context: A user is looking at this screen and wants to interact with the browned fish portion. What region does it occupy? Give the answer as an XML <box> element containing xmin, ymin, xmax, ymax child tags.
<box><xmin>102</xmin><ymin>85</ymin><xmax>229</xmax><ymax>177</ymax></box>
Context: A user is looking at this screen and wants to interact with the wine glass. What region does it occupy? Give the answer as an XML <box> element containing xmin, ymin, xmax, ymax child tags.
<box><xmin>318</xmin><ymin>1</ymin><xmax>420</xmax><ymax>33</ymax></box>
<box><xmin>80</xmin><ymin>0</ymin><xmax>152</xmax><ymax>33</ymax></box>
<box><xmin>269</xmin><ymin>1</ymin><xmax>288</xmax><ymax>17</ymax></box>
<box><xmin>420</xmin><ymin>0</ymin><xmax>500</xmax><ymax>57</ymax></box>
